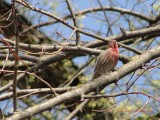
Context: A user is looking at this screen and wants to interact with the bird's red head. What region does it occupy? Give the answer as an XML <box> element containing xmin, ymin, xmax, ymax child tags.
<box><xmin>108</xmin><ymin>40</ymin><xmax>119</xmax><ymax>52</ymax></box>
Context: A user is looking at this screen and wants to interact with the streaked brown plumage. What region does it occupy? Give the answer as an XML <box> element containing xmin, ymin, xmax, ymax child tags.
<box><xmin>92</xmin><ymin>40</ymin><xmax>119</xmax><ymax>79</ymax></box>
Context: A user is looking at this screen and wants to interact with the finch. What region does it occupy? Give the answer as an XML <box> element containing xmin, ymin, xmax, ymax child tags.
<box><xmin>92</xmin><ymin>40</ymin><xmax>119</xmax><ymax>79</ymax></box>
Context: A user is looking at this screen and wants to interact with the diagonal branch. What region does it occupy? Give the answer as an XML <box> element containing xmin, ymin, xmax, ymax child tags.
<box><xmin>5</xmin><ymin>46</ymin><xmax>160</xmax><ymax>120</ymax></box>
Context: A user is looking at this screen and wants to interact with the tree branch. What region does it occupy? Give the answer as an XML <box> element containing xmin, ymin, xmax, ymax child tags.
<box><xmin>5</xmin><ymin>46</ymin><xmax>160</xmax><ymax>120</ymax></box>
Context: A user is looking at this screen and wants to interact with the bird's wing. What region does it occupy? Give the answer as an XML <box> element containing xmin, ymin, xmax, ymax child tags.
<box><xmin>94</xmin><ymin>50</ymin><xmax>109</xmax><ymax>71</ymax></box>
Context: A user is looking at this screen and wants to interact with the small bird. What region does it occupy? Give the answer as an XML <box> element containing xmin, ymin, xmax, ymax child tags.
<box><xmin>92</xmin><ymin>40</ymin><xmax>119</xmax><ymax>79</ymax></box>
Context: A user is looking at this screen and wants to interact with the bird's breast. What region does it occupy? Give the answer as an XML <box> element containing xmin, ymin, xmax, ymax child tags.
<box><xmin>107</xmin><ymin>50</ymin><xmax>119</xmax><ymax>68</ymax></box>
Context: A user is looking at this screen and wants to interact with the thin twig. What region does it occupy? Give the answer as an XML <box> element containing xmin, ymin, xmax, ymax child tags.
<box><xmin>82</xmin><ymin>92</ymin><xmax>160</xmax><ymax>103</ymax></box>
<box><xmin>63</xmin><ymin>58</ymin><xmax>94</xmax><ymax>87</ymax></box>
<box><xmin>66</xmin><ymin>0</ymin><xmax>80</xmax><ymax>45</ymax></box>
<box><xmin>131</xmin><ymin>97</ymin><xmax>150</xmax><ymax>118</ymax></box>
<box><xmin>65</xmin><ymin>92</ymin><xmax>96</xmax><ymax>120</ymax></box>
<box><xmin>92</xmin><ymin>97</ymin><xmax>116</xmax><ymax>112</ymax></box>
<box><xmin>97</xmin><ymin>0</ymin><xmax>113</xmax><ymax>36</ymax></box>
